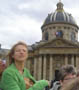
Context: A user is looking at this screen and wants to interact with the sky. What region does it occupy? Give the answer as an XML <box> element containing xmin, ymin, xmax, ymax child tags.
<box><xmin>0</xmin><ymin>0</ymin><xmax>79</xmax><ymax>49</ymax></box>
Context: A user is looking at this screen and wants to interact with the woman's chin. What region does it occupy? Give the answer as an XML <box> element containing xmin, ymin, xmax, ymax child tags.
<box><xmin>15</xmin><ymin>59</ymin><xmax>25</xmax><ymax>62</ymax></box>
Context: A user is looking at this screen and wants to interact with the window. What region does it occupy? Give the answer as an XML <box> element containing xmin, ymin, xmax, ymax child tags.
<box><xmin>45</xmin><ymin>32</ymin><xmax>49</xmax><ymax>40</ymax></box>
<box><xmin>53</xmin><ymin>26</ymin><xmax>56</xmax><ymax>29</ymax></box>
<box><xmin>64</xmin><ymin>27</ymin><xmax>66</xmax><ymax>29</ymax></box>
<box><xmin>55</xmin><ymin>30</ymin><xmax>63</xmax><ymax>38</ymax></box>
<box><xmin>71</xmin><ymin>32</ymin><xmax>75</xmax><ymax>41</ymax></box>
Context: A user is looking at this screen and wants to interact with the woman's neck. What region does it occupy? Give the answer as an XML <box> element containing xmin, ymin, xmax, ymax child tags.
<box><xmin>15</xmin><ymin>61</ymin><xmax>24</xmax><ymax>74</ymax></box>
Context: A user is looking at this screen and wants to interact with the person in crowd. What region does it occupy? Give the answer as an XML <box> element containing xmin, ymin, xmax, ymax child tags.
<box><xmin>76</xmin><ymin>69</ymin><xmax>79</xmax><ymax>77</ymax></box>
<box><xmin>61</xmin><ymin>77</ymin><xmax>79</xmax><ymax>90</ymax></box>
<box><xmin>49</xmin><ymin>65</ymin><xmax>76</xmax><ymax>90</ymax></box>
<box><xmin>0</xmin><ymin>60</ymin><xmax>7</xmax><ymax>80</ymax></box>
<box><xmin>0</xmin><ymin>41</ymin><xmax>50</xmax><ymax>90</ymax></box>
<box><xmin>59</xmin><ymin>65</ymin><xmax>76</xmax><ymax>87</ymax></box>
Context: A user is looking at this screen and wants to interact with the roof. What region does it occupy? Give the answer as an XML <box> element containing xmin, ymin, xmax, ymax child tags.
<box><xmin>42</xmin><ymin>1</ymin><xmax>78</xmax><ymax>28</ymax></box>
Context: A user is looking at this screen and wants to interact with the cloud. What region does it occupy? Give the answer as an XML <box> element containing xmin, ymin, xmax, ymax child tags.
<box><xmin>0</xmin><ymin>12</ymin><xmax>42</xmax><ymax>48</ymax></box>
<box><xmin>0</xmin><ymin>0</ymin><xmax>79</xmax><ymax>49</ymax></box>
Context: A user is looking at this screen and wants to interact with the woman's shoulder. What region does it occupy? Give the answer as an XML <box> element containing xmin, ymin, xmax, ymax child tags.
<box><xmin>3</xmin><ymin>64</ymin><xmax>17</xmax><ymax>75</ymax></box>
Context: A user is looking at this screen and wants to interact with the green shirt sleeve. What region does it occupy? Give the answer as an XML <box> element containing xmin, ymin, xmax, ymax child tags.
<box><xmin>24</xmin><ymin>69</ymin><xmax>48</xmax><ymax>90</ymax></box>
<box><xmin>27</xmin><ymin>80</ymin><xmax>48</xmax><ymax>90</ymax></box>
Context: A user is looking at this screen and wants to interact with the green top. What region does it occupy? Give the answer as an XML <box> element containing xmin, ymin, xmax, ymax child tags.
<box><xmin>0</xmin><ymin>63</ymin><xmax>48</xmax><ymax>90</ymax></box>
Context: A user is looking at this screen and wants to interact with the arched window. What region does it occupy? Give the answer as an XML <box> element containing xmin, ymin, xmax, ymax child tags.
<box><xmin>45</xmin><ymin>32</ymin><xmax>49</xmax><ymax>40</ymax></box>
<box><xmin>71</xmin><ymin>32</ymin><xmax>75</xmax><ymax>41</ymax></box>
<box><xmin>55</xmin><ymin>30</ymin><xmax>63</xmax><ymax>38</ymax></box>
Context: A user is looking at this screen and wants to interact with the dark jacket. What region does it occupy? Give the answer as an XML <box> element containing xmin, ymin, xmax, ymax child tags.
<box><xmin>45</xmin><ymin>81</ymin><xmax>61</xmax><ymax>90</ymax></box>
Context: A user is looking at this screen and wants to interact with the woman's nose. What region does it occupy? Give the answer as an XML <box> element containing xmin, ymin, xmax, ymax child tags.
<box><xmin>20</xmin><ymin>50</ymin><xmax>25</xmax><ymax>54</ymax></box>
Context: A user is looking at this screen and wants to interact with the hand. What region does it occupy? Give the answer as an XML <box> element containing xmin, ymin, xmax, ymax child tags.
<box><xmin>46</xmin><ymin>80</ymin><xmax>51</xmax><ymax>87</ymax></box>
<box><xmin>24</xmin><ymin>78</ymin><xmax>33</xmax><ymax>89</ymax></box>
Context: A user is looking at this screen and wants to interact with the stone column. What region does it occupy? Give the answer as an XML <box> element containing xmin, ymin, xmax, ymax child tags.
<box><xmin>76</xmin><ymin>55</ymin><xmax>79</xmax><ymax>69</ymax></box>
<box><xmin>37</xmin><ymin>55</ymin><xmax>42</xmax><ymax>80</ymax></box>
<box><xmin>65</xmin><ymin>55</ymin><xmax>68</xmax><ymax>65</ymax></box>
<box><xmin>71</xmin><ymin>55</ymin><xmax>74</xmax><ymax>66</ymax></box>
<box><xmin>26</xmin><ymin>59</ymin><xmax>30</xmax><ymax>70</ymax></box>
<box><xmin>34</xmin><ymin>57</ymin><xmax>37</xmax><ymax>78</ymax></box>
<box><xmin>49</xmin><ymin>55</ymin><xmax>53</xmax><ymax>80</ymax></box>
<box><xmin>43</xmin><ymin>55</ymin><xmax>46</xmax><ymax>79</ymax></box>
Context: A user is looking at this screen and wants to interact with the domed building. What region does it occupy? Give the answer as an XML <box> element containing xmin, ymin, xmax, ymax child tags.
<box><xmin>42</xmin><ymin>1</ymin><xmax>78</xmax><ymax>42</ymax></box>
<box><xmin>26</xmin><ymin>1</ymin><xmax>79</xmax><ymax>80</ymax></box>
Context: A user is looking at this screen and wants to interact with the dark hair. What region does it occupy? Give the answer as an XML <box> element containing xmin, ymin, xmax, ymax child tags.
<box><xmin>58</xmin><ymin>65</ymin><xmax>76</xmax><ymax>81</ymax></box>
<box><xmin>8</xmin><ymin>41</ymin><xmax>28</xmax><ymax>65</ymax></box>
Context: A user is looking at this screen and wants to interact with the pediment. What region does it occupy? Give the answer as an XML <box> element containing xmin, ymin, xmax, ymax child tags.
<box><xmin>39</xmin><ymin>38</ymin><xmax>79</xmax><ymax>48</ymax></box>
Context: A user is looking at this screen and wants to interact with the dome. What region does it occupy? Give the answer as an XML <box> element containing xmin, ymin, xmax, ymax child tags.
<box><xmin>42</xmin><ymin>1</ymin><xmax>78</xmax><ymax>27</ymax></box>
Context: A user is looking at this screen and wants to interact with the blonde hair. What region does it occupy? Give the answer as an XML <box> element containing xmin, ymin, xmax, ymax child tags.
<box><xmin>8</xmin><ymin>41</ymin><xmax>28</xmax><ymax>64</ymax></box>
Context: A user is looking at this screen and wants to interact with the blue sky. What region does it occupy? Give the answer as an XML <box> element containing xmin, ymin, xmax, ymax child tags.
<box><xmin>0</xmin><ymin>0</ymin><xmax>79</xmax><ymax>49</ymax></box>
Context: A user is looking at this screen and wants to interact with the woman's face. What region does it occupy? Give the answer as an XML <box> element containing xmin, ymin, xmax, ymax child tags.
<box><xmin>12</xmin><ymin>45</ymin><xmax>28</xmax><ymax>62</ymax></box>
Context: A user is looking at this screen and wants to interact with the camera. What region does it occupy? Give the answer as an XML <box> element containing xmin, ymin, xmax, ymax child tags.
<box><xmin>51</xmin><ymin>81</ymin><xmax>61</xmax><ymax>90</ymax></box>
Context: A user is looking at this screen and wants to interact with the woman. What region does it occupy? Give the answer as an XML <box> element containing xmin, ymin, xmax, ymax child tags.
<box><xmin>0</xmin><ymin>41</ymin><xmax>49</xmax><ymax>90</ymax></box>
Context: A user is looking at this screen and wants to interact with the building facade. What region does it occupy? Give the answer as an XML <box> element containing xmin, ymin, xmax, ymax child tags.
<box><xmin>25</xmin><ymin>1</ymin><xmax>79</xmax><ymax>81</ymax></box>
